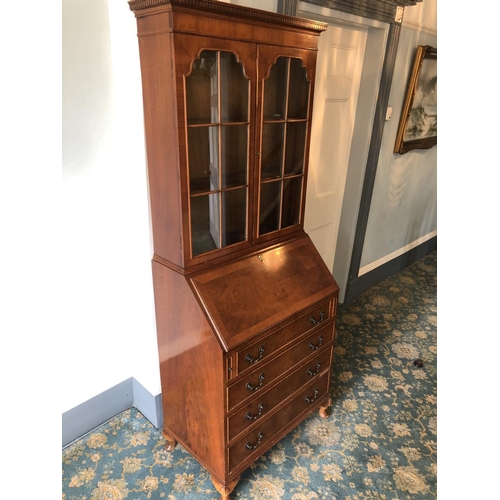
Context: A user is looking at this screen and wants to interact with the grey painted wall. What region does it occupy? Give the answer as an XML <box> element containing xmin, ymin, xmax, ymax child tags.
<box><xmin>62</xmin><ymin>377</ymin><xmax>163</xmax><ymax>448</ymax></box>
<box><xmin>360</xmin><ymin>22</ymin><xmax>437</xmax><ymax>269</ymax></box>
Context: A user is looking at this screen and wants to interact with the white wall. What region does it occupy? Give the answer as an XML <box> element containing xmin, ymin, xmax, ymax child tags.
<box><xmin>61</xmin><ymin>0</ymin><xmax>160</xmax><ymax>413</ymax></box>
<box><xmin>359</xmin><ymin>1</ymin><xmax>437</xmax><ymax>271</ymax></box>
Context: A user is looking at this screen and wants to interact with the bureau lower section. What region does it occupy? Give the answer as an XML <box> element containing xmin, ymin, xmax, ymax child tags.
<box><xmin>157</xmin><ymin>307</ymin><xmax>336</xmax><ymax>480</ymax></box>
<box><xmin>152</xmin><ymin>237</ymin><xmax>339</xmax><ymax>498</ymax></box>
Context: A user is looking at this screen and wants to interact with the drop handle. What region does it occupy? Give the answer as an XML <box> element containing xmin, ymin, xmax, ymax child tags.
<box><xmin>308</xmin><ymin>335</ymin><xmax>324</xmax><ymax>351</ymax></box>
<box><xmin>310</xmin><ymin>310</ymin><xmax>325</xmax><ymax>326</ymax></box>
<box><xmin>246</xmin><ymin>373</ymin><xmax>265</xmax><ymax>392</ymax></box>
<box><xmin>245</xmin><ymin>432</ymin><xmax>263</xmax><ymax>451</ymax></box>
<box><xmin>307</xmin><ymin>361</ymin><xmax>321</xmax><ymax>377</ymax></box>
<box><xmin>304</xmin><ymin>388</ymin><xmax>319</xmax><ymax>404</ymax></box>
<box><xmin>245</xmin><ymin>403</ymin><xmax>264</xmax><ymax>421</ymax></box>
<box><xmin>245</xmin><ymin>345</ymin><xmax>265</xmax><ymax>364</ymax></box>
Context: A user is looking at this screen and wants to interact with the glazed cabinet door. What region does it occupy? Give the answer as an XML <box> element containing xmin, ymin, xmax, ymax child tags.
<box><xmin>174</xmin><ymin>35</ymin><xmax>257</xmax><ymax>266</ymax></box>
<box><xmin>255</xmin><ymin>46</ymin><xmax>319</xmax><ymax>245</ymax></box>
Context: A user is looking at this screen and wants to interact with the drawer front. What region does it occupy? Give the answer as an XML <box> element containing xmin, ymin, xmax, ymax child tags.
<box><xmin>227</xmin><ymin>322</ymin><xmax>334</xmax><ymax>411</ymax></box>
<box><xmin>228</xmin><ymin>371</ymin><xmax>330</xmax><ymax>474</ymax></box>
<box><xmin>228</xmin><ymin>346</ymin><xmax>333</xmax><ymax>442</ymax></box>
<box><xmin>236</xmin><ymin>300</ymin><xmax>333</xmax><ymax>375</ymax></box>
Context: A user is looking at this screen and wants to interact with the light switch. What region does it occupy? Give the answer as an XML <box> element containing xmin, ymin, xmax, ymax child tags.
<box><xmin>385</xmin><ymin>107</ymin><xmax>393</xmax><ymax>121</ymax></box>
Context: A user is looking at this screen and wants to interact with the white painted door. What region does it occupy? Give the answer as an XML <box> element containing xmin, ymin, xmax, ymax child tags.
<box><xmin>304</xmin><ymin>24</ymin><xmax>368</xmax><ymax>271</ymax></box>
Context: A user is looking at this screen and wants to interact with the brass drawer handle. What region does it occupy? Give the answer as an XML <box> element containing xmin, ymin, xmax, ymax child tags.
<box><xmin>245</xmin><ymin>432</ymin><xmax>263</xmax><ymax>450</ymax></box>
<box><xmin>245</xmin><ymin>403</ymin><xmax>264</xmax><ymax>421</ymax></box>
<box><xmin>304</xmin><ymin>388</ymin><xmax>319</xmax><ymax>404</ymax></box>
<box><xmin>308</xmin><ymin>335</ymin><xmax>324</xmax><ymax>351</ymax></box>
<box><xmin>245</xmin><ymin>345</ymin><xmax>265</xmax><ymax>365</ymax></box>
<box><xmin>246</xmin><ymin>373</ymin><xmax>265</xmax><ymax>392</ymax></box>
<box><xmin>307</xmin><ymin>361</ymin><xmax>321</xmax><ymax>377</ymax></box>
<box><xmin>310</xmin><ymin>310</ymin><xmax>325</xmax><ymax>326</ymax></box>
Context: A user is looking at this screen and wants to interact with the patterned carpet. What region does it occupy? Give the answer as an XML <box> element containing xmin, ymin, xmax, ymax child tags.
<box><xmin>62</xmin><ymin>251</ymin><xmax>437</xmax><ymax>499</ymax></box>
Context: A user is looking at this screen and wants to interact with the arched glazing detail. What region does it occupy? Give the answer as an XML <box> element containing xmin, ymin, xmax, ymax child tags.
<box><xmin>185</xmin><ymin>50</ymin><xmax>250</xmax><ymax>257</ymax></box>
<box><xmin>259</xmin><ymin>57</ymin><xmax>310</xmax><ymax>237</ymax></box>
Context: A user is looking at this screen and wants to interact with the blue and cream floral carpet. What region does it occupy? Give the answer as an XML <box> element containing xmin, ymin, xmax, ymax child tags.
<box><xmin>62</xmin><ymin>251</ymin><xmax>437</xmax><ymax>499</ymax></box>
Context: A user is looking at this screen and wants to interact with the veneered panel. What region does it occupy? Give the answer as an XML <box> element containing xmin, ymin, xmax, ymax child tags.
<box><xmin>190</xmin><ymin>235</ymin><xmax>338</xmax><ymax>350</ymax></box>
<box><xmin>136</xmin><ymin>14</ymin><xmax>184</xmax><ymax>266</ymax></box>
<box><xmin>152</xmin><ymin>260</ymin><xmax>226</xmax><ymax>479</ymax></box>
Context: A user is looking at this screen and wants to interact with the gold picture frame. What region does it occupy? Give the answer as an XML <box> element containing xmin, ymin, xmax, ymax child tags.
<box><xmin>394</xmin><ymin>45</ymin><xmax>437</xmax><ymax>154</ymax></box>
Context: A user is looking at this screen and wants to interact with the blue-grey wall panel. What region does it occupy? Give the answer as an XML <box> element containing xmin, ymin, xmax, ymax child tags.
<box><xmin>62</xmin><ymin>378</ymin><xmax>163</xmax><ymax>448</ymax></box>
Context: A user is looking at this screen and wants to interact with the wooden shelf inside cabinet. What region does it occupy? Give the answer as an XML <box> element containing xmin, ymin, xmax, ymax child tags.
<box><xmin>128</xmin><ymin>0</ymin><xmax>336</xmax><ymax>497</ymax></box>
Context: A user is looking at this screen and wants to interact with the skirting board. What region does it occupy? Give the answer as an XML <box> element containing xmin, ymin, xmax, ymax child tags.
<box><xmin>62</xmin><ymin>377</ymin><xmax>163</xmax><ymax>448</ymax></box>
<box><xmin>344</xmin><ymin>235</ymin><xmax>436</xmax><ymax>303</ymax></box>
<box><xmin>358</xmin><ymin>230</ymin><xmax>437</xmax><ymax>277</ymax></box>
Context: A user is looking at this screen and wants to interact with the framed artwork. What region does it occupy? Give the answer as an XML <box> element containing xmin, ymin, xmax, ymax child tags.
<box><xmin>394</xmin><ymin>45</ymin><xmax>437</xmax><ymax>154</ymax></box>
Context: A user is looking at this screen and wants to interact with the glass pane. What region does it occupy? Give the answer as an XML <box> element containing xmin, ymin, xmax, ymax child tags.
<box><xmin>186</xmin><ymin>51</ymin><xmax>218</xmax><ymax>125</ymax></box>
<box><xmin>261</xmin><ymin>123</ymin><xmax>284</xmax><ymax>180</ymax></box>
<box><xmin>263</xmin><ymin>57</ymin><xmax>288</xmax><ymax>120</ymax></box>
<box><xmin>222</xmin><ymin>125</ymin><xmax>247</xmax><ymax>189</ymax></box>
<box><xmin>259</xmin><ymin>180</ymin><xmax>281</xmax><ymax>235</ymax></box>
<box><xmin>188</xmin><ymin>126</ymin><xmax>219</xmax><ymax>194</ymax></box>
<box><xmin>191</xmin><ymin>193</ymin><xmax>220</xmax><ymax>256</ymax></box>
<box><xmin>222</xmin><ymin>188</ymin><xmax>247</xmax><ymax>246</ymax></box>
<box><xmin>281</xmin><ymin>176</ymin><xmax>303</xmax><ymax>228</ymax></box>
<box><xmin>284</xmin><ymin>121</ymin><xmax>307</xmax><ymax>176</ymax></box>
<box><xmin>220</xmin><ymin>52</ymin><xmax>248</xmax><ymax>123</ymax></box>
<box><xmin>287</xmin><ymin>58</ymin><xmax>309</xmax><ymax>119</ymax></box>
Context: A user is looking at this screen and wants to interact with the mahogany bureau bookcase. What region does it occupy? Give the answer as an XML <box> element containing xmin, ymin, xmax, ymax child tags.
<box><xmin>127</xmin><ymin>0</ymin><xmax>339</xmax><ymax>498</ymax></box>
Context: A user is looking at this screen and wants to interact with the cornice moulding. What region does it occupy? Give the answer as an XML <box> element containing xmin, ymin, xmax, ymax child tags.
<box><xmin>129</xmin><ymin>0</ymin><xmax>328</xmax><ymax>32</ymax></box>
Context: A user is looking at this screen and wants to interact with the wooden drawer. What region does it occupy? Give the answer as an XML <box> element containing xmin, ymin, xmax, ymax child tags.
<box><xmin>235</xmin><ymin>299</ymin><xmax>334</xmax><ymax>376</ymax></box>
<box><xmin>227</xmin><ymin>322</ymin><xmax>334</xmax><ymax>411</ymax></box>
<box><xmin>228</xmin><ymin>371</ymin><xmax>330</xmax><ymax>474</ymax></box>
<box><xmin>228</xmin><ymin>346</ymin><xmax>333</xmax><ymax>442</ymax></box>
